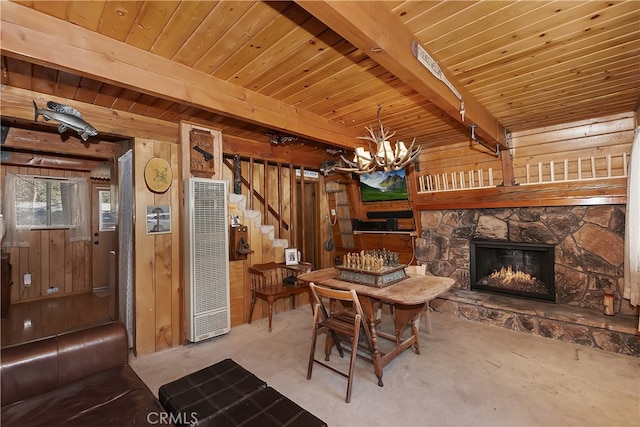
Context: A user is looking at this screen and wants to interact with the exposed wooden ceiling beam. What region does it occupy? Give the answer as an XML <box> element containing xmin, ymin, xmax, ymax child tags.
<box><xmin>2</xmin><ymin>125</ymin><xmax>115</xmax><ymax>160</ymax></box>
<box><xmin>1</xmin><ymin>146</ymin><xmax>106</xmax><ymax>172</ymax></box>
<box><xmin>296</xmin><ymin>1</ymin><xmax>507</xmax><ymax>148</ymax></box>
<box><xmin>222</xmin><ymin>134</ymin><xmax>330</xmax><ymax>170</ymax></box>
<box><xmin>2</xmin><ymin>86</ymin><xmax>178</xmax><ymax>143</ymax></box>
<box><xmin>0</xmin><ymin>1</ymin><xmax>360</xmax><ymax>150</ymax></box>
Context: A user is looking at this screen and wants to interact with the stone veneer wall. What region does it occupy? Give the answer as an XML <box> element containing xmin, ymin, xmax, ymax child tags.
<box><xmin>416</xmin><ymin>206</ymin><xmax>640</xmax><ymax>356</ymax></box>
<box><xmin>417</xmin><ymin>205</ymin><xmax>635</xmax><ymax>313</ymax></box>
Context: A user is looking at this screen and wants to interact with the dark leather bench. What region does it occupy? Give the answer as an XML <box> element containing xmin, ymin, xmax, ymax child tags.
<box><xmin>1</xmin><ymin>322</ymin><xmax>165</xmax><ymax>426</ymax></box>
<box><xmin>159</xmin><ymin>358</ymin><xmax>326</xmax><ymax>427</ymax></box>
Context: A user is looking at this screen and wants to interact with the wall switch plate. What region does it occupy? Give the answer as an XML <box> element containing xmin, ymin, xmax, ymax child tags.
<box><xmin>24</xmin><ymin>273</ymin><xmax>31</xmax><ymax>286</ymax></box>
<box><xmin>330</xmin><ymin>208</ymin><xmax>336</xmax><ymax>216</ymax></box>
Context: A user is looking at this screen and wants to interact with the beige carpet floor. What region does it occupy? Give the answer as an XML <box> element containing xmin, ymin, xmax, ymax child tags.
<box><xmin>131</xmin><ymin>308</ymin><xmax>640</xmax><ymax>426</ymax></box>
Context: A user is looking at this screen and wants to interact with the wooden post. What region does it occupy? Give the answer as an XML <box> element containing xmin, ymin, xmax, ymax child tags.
<box><xmin>489</xmin><ymin>168</ymin><xmax>494</xmax><ymax>186</ymax></box>
<box><xmin>526</xmin><ymin>164</ymin><xmax>531</xmax><ymax>183</ymax></box>
<box><xmin>550</xmin><ymin>160</ymin><xmax>555</xmax><ymax>182</ymax></box>
<box><xmin>564</xmin><ymin>159</ymin><xmax>568</xmax><ymax>181</ymax></box>
<box><xmin>233</xmin><ymin>155</ymin><xmax>242</xmax><ymax>194</ymax></box>
<box><xmin>578</xmin><ymin>158</ymin><xmax>583</xmax><ymax>180</ymax></box>
<box><xmin>277</xmin><ymin>163</ymin><xmax>283</xmax><ymax>237</ymax></box>
<box><xmin>499</xmin><ymin>140</ymin><xmax>514</xmax><ymax>186</ymax></box>
<box><xmin>289</xmin><ymin>164</ymin><xmax>296</xmax><ymax>248</ymax></box>
<box><xmin>263</xmin><ymin>159</ymin><xmax>269</xmax><ymax>222</ymax></box>
<box><xmin>249</xmin><ymin>158</ymin><xmax>255</xmax><ymax>209</ymax></box>
<box><xmin>299</xmin><ymin>166</ymin><xmax>306</xmax><ymax>255</ymax></box>
<box><xmin>590</xmin><ymin>156</ymin><xmax>596</xmax><ymax>178</ymax></box>
<box><xmin>451</xmin><ymin>172</ymin><xmax>456</xmax><ymax>189</ymax></box>
<box><xmin>538</xmin><ymin>162</ymin><xmax>543</xmax><ymax>183</ymax></box>
<box><xmin>606</xmin><ymin>154</ymin><xmax>612</xmax><ymax>177</ymax></box>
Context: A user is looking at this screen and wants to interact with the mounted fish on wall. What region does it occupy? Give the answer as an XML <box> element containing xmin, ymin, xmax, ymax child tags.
<box><xmin>33</xmin><ymin>101</ymin><xmax>98</xmax><ymax>141</ymax></box>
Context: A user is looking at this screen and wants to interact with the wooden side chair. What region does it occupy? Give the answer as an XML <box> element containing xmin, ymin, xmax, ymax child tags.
<box><xmin>307</xmin><ymin>283</ymin><xmax>373</xmax><ymax>404</ymax></box>
<box><xmin>248</xmin><ymin>262</ymin><xmax>312</xmax><ymax>332</ymax></box>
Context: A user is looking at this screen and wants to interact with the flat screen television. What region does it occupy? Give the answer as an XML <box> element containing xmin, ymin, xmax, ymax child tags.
<box><xmin>359</xmin><ymin>169</ymin><xmax>408</xmax><ymax>202</ymax></box>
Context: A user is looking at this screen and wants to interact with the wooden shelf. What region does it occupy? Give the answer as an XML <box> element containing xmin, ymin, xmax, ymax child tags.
<box><xmin>414</xmin><ymin>177</ymin><xmax>628</xmax><ymax>210</ymax></box>
<box><xmin>353</xmin><ymin>230</ymin><xmax>417</xmax><ymax>236</ymax></box>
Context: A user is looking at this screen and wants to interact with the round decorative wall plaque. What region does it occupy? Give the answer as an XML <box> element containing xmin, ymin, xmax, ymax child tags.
<box><xmin>144</xmin><ymin>157</ymin><xmax>172</xmax><ymax>193</ymax></box>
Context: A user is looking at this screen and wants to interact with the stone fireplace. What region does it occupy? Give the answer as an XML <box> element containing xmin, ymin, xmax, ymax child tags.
<box><xmin>417</xmin><ymin>206</ymin><xmax>629</xmax><ymax>309</ymax></box>
<box><xmin>416</xmin><ymin>206</ymin><xmax>640</xmax><ymax>357</ymax></box>
<box><xmin>470</xmin><ymin>240</ymin><xmax>555</xmax><ymax>302</ymax></box>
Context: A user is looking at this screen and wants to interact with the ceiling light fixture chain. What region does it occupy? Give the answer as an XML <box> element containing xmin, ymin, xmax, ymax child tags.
<box><xmin>336</xmin><ymin>105</ymin><xmax>421</xmax><ymax>174</ymax></box>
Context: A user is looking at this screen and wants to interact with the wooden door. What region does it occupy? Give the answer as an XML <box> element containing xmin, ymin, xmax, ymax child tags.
<box><xmin>91</xmin><ymin>183</ymin><xmax>116</xmax><ymax>291</ymax></box>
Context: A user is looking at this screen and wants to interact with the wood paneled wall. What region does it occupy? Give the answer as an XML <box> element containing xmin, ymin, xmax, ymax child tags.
<box><xmin>133</xmin><ymin>138</ymin><xmax>181</xmax><ymax>355</ymax></box>
<box><xmin>1</xmin><ymin>166</ymin><xmax>91</xmax><ymax>303</ymax></box>
<box><xmin>414</xmin><ymin>112</ymin><xmax>635</xmax><ymax>210</ymax></box>
<box><xmin>510</xmin><ymin>112</ymin><xmax>635</xmax><ymax>183</ymax></box>
<box><xmin>416</xmin><ymin>137</ymin><xmax>505</xmax><ymax>188</ymax></box>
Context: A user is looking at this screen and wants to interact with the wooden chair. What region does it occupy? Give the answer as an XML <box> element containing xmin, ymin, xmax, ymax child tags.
<box><xmin>248</xmin><ymin>262</ymin><xmax>312</xmax><ymax>332</ymax></box>
<box><xmin>307</xmin><ymin>283</ymin><xmax>373</xmax><ymax>404</ymax></box>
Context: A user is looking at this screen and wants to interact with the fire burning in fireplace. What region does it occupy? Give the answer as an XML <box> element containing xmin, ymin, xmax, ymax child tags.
<box><xmin>470</xmin><ymin>241</ymin><xmax>556</xmax><ymax>302</ymax></box>
<box><xmin>479</xmin><ymin>266</ymin><xmax>548</xmax><ymax>295</ymax></box>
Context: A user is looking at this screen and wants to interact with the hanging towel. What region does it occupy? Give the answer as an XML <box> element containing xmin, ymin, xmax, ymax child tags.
<box><xmin>623</xmin><ymin>126</ymin><xmax>640</xmax><ymax>330</ymax></box>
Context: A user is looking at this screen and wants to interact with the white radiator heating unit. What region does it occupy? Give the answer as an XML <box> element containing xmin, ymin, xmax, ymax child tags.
<box><xmin>184</xmin><ymin>178</ymin><xmax>231</xmax><ymax>342</ymax></box>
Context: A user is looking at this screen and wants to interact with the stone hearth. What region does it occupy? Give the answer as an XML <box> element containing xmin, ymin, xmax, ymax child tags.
<box><xmin>417</xmin><ymin>206</ymin><xmax>640</xmax><ymax>356</ymax></box>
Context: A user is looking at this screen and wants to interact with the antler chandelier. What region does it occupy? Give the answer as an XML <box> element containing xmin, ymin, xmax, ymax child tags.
<box><xmin>337</xmin><ymin>105</ymin><xmax>421</xmax><ymax>174</ymax></box>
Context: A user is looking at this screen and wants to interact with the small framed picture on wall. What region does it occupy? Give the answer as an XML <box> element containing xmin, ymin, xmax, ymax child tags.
<box><xmin>147</xmin><ymin>205</ymin><xmax>171</xmax><ymax>234</ymax></box>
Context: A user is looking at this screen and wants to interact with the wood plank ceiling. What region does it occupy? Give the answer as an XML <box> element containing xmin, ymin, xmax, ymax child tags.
<box><xmin>1</xmin><ymin>1</ymin><xmax>639</xmax><ymax>161</ymax></box>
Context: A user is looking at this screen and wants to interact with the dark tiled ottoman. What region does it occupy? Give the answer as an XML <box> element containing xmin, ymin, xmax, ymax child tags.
<box><xmin>158</xmin><ymin>358</ymin><xmax>326</xmax><ymax>427</ymax></box>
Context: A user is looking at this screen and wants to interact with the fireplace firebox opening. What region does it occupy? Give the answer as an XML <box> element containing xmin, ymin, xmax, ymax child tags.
<box><xmin>470</xmin><ymin>241</ymin><xmax>556</xmax><ymax>302</ymax></box>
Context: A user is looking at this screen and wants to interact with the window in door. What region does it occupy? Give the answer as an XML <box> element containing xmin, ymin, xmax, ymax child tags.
<box><xmin>98</xmin><ymin>189</ymin><xmax>115</xmax><ymax>231</ymax></box>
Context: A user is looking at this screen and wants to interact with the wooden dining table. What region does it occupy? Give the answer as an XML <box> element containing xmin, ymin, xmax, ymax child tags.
<box><xmin>297</xmin><ymin>268</ymin><xmax>455</xmax><ymax>387</ymax></box>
